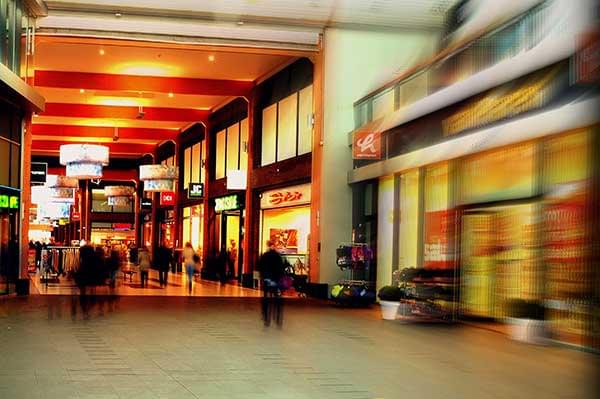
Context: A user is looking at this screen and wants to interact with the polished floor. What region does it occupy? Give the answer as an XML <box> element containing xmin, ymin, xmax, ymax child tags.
<box><xmin>0</xmin><ymin>296</ymin><xmax>597</xmax><ymax>399</ymax></box>
<box><xmin>31</xmin><ymin>268</ymin><xmax>265</xmax><ymax>298</ymax></box>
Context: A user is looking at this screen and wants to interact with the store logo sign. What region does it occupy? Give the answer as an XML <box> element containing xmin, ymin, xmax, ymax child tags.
<box><xmin>215</xmin><ymin>194</ymin><xmax>241</xmax><ymax>212</ymax></box>
<box><xmin>0</xmin><ymin>195</ymin><xmax>19</xmax><ymax>209</ymax></box>
<box><xmin>141</xmin><ymin>198</ymin><xmax>152</xmax><ymax>210</ymax></box>
<box><xmin>188</xmin><ymin>183</ymin><xmax>204</xmax><ymax>198</ymax></box>
<box><xmin>353</xmin><ymin>131</ymin><xmax>382</xmax><ymax>159</ymax></box>
<box><xmin>31</xmin><ymin>162</ymin><xmax>48</xmax><ymax>184</ymax></box>
<box><xmin>160</xmin><ymin>191</ymin><xmax>176</xmax><ymax>206</ymax></box>
<box><xmin>261</xmin><ymin>184</ymin><xmax>311</xmax><ymax>209</ymax></box>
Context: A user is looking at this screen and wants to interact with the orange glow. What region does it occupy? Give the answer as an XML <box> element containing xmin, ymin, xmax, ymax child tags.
<box><xmin>208</xmin><ymin>55</ymin><xmax>215</xmax><ymax>62</ymax></box>
<box><xmin>109</xmin><ymin>62</ymin><xmax>182</xmax><ymax>76</ymax></box>
<box><xmin>79</xmin><ymin>88</ymin><xmax>85</xmax><ymax>93</ymax></box>
<box><xmin>99</xmin><ymin>49</ymin><xmax>105</xmax><ymax>55</ymax></box>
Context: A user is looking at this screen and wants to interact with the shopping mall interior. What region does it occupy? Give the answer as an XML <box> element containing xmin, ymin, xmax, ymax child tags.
<box><xmin>1</xmin><ymin>1</ymin><xmax>599</xmax><ymax>398</ymax></box>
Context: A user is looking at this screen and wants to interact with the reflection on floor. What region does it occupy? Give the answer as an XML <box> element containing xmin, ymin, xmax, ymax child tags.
<box><xmin>30</xmin><ymin>269</ymin><xmax>266</xmax><ymax>297</ymax></box>
<box><xmin>0</xmin><ymin>296</ymin><xmax>597</xmax><ymax>399</ymax></box>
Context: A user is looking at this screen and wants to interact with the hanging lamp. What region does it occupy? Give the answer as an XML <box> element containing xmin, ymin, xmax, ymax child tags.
<box><xmin>60</xmin><ymin>144</ymin><xmax>109</xmax><ymax>179</ymax></box>
<box><xmin>139</xmin><ymin>165</ymin><xmax>178</xmax><ymax>192</ymax></box>
<box><xmin>104</xmin><ymin>185</ymin><xmax>135</xmax><ymax>206</ymax></box>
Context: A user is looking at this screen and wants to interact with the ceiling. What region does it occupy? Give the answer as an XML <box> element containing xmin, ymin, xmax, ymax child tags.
<box><xmin>44</xmin><ymin>0</ymin><xmax>457</xmax><ymax>30</ymax></box>
<box><xmin>31</xmin><ymin>36</ymin><xmax>296</xmax><ymax>158</ymax></box>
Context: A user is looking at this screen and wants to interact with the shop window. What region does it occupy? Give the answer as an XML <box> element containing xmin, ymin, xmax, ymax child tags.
<box><xmin>240</xmin><ymin>118</ymin><xmax>249</xmax><ymax>171</ymax></box>
<box><xmin>9</xmin><ymin>143</ymin><xmax>19</xmax><ymax>188</ymax></box>
<box><xmin>398</xmin><ymin>169</ymin><xmax>421</xmax><ymax>270</ymax></box>
<box><xmin>215</xmin><ymin>129</ymin><xmax>226</xmax><ymax>179</ymax></box>
<box><xmin>183</xmin><ymin>147</ymin><xmax>191</xmax><ymax>189</ymax></box>
<box><xmin>91</xmin><ymin>189</ymin><xmax>133</xmax><ymax>213</ymax></box>
<box><xmin>226</xmin><ymin>123</ymin><xmax>240</xmax><ymax>174</ymax></box>
<box><xmin>0</xmin><ymin>140</ymin><xmax>9</xmax><ymax>186</ymax></box>
<box><xmin>261</xmin><ymin>104</ymin><xmax>277</xmax><ymax>166</ymax></box>
<box><xmin>182</xmin><ymin>205</ymin><xmax>203</xmax><ymax>252</ymax></box>
<box><xmin>160</xmin><ymin>156</ymin><xmax>175</xmax><ymax>167</ymax></box>
<box><xmin>372</xmin><ymin>88</ymin><xmax>394</xmax><ymax>121</ymax></box>
<box><xmin>423</xmin><ymin>163</ymin><xmax>454</xmax><ymax>269</ymax></box>
<box><xmin>260</xmin><ymin>206</ymin><xmax>310</xmax><ymax>255</ymax></box>
<box><xmin>261</xmin><ymin>85</ymin><xmax>313</xmax><ymax>166</ymax></box>
<box><xmin>277</xmin><ymin>93</ymin><xmax>298</xmax><ymax>161</ymax></box>
<box><xmin>298</xmin><ymin>85</ymin><xmax>313</xmax><ymax>155</ymax></box>
<box><xmin>183</xmin><ymin>141</ymin><xmax>205</xmax><ymax>189</ymax></box>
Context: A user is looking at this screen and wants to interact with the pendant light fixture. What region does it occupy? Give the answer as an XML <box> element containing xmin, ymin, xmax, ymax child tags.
<box><xmin>104</xmin><ymin>185</ymin><xmax>135</xmax><ymax>206</ymax></box>
<box><xmin>139</xmin><ymin>165</ymin><xmax>178</xmax><ymax>192</ymax></box>
<box><xmin>60</xmin><ymin>144</ymin><xmax>109</xmax><ymax>179</ymax></box>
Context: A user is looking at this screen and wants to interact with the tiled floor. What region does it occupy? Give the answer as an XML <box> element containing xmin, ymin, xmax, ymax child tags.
<box><xmin>30</xmin><ymin>269</ymin><xmax>266</xmax><ymax>298</ymax></box>
<box><xmin>0</xmin><ymin>296</ymin><xmax>598</xmax><ymax>399</ymax></box>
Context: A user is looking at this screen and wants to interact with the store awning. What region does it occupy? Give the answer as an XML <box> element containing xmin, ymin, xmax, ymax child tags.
<box><xmin>0</xmin><ymin>63</ymin><xmax>45</xmax><ymax>113</ymax></box>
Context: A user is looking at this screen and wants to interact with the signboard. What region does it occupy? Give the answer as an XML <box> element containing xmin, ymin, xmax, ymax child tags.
<box><xmin>260</xmin><ymin>183</ymin><xmax>311</xmax><ymax>209</ymax></box>
<box><xmin>0</xmin><ymin>194</ymin><xmax>19</xmax><ymax>210</ymax></box>
<box><xmin>113</xmin><ymin>223</ymin><xmax>132</xmax><ymax>231</ymax></box>
<box><xmin>160</xmin><ymin>191</ymin><xmax>176</xmax><ymax>206</ymax></box>
<box><xmin>72</xmin><ymin>211</ymin><xmax>81</xmax><ymax>221</ymax></box>
<box><xmin>188</xmin><ymin>182</ymin><xmax>204</xmax><ymax>199</ymax></box>
<box><xmin>215</xmin><ymin>194</ymin><xmax>242</xmax><ymax>213</ymax></box>
<box><xmin>141</xmin><ymin>198</ymin><xmax>152</xmax><ymax>210</ymax></box>
<box><xmin>30</xmin><ymin>162</ymin><xmax>48</xmax><ymax>184</ymax></box>
<box><xmin>353</xmin><ymin>130</ymin><xmax>382</xmax><ymax>159</ymax></box>
<box><xmin>226</xmin><ymin>170</ymin><xmax>247</xmax><ymax>190</ymax></box>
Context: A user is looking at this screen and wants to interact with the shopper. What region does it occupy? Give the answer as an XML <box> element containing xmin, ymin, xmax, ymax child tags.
<box><xmin>258</xmin><ymin>240</ymin><xmax>285</xmax><ymax>327</ymax></box>
<box><xmin>182</xmin><ymin>242</ymin><xmax>196</xmax><ymax>294</ymax></box>
<box><xmin>137</xmin><ymin>246</ymin><xmax>151</xmax><ymax>288</ymax></box>
<box><xmin>107</xmin><ymin>247</ymin><xmax>121</xmax><ymax>289</ymax></box>
<box><xmin>218</xmin><ymin>246</ymin><xmax>228</xmax><ymax>285</ymax></box>
<box><xmin>156</xmin><ymin>242</ymin><xmax>172</xmax><ymax>288</ymax></box>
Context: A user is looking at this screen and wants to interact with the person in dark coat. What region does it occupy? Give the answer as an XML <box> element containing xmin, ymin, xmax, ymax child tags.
<box><xmin>156</xmin><ymin>242</ymin><xmax>172</xmax><ymax>288</ymax></box>
<box><xmin>257</xmin><ymin>240</ymin><xmax>285</xmax><ymax>327</ymax></box>
<box><xmin>218</xmin><ymin>246</ymin><xmax>228</xmax><ymax>285</ymax></box>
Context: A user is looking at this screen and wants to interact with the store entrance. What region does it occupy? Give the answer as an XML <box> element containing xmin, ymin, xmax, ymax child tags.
<box><xmin>459</xmin><ymin>202</ymin><xmax>540</xmax><ymax>319</ymax></box>
<box><xmin>217</xmin><ymin>211</ymin><xmax>244</xmax><ymax>281</ymax></box>
<box><xmin>0</xmin><ymin>209</ymin><xmax>19</xmax><ymax>295</ymax></box>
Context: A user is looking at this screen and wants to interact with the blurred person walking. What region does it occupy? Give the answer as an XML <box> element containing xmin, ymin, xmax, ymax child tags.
<box><xmin>156</xmin><ymin>242</ymin><xmax>172</xmax><ymax>288</ymax></box>
<box><xmin>258</xmin><ymin>240</ymin><xmax>286</xmax><ymax>327</ymax></box>
<box><xmin>183</xmin><ymin>242</ymin><xmax>196</xmax><ymax>294</ymax></box>
<box><xmin>138</xmin><ymin>246</ymin><xmax>151</xmax><ymax>288</ymax></box>
<box><xmin>107</xmin><ymin>247</ymin><xmax>121</xmax><ymax>289</ymax></box>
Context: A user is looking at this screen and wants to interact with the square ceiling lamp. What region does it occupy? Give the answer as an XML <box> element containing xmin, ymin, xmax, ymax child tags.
<box><xmin>139</xmin><ymin>165</ymin><xmax>178</xmax><ymax>192</ymax></box>
<box><xmin>60</xmin><ymin>144</ymin><xmax>109</xmax><ymax>179</ymax></box>
<box><xmin>104</xmin><ymin>185</ymin><xmax>135</xmax><ymax>206</ymax></box>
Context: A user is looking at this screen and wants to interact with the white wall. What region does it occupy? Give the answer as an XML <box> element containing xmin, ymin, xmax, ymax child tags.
<box><xmin>319</xmin><ymin>28</ymin><xmax>439</xmax><ymax>286</ymax></box>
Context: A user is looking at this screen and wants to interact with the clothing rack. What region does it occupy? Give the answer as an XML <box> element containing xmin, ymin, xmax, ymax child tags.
<box><xmin>42</xmin><ymin>246</ymin><xmax>80</xmax><ymax>288</ymax></box>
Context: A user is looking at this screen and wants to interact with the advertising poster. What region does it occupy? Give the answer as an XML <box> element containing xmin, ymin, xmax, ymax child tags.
<box><xmin>423</xmin><ymin>209</ymin><xmax>456</xmax><ymax>269</ymax></box>
<box><xmin>269</xmin><ymin>229</ymin><xmax>298</xmax><ymax>254</ymax></box>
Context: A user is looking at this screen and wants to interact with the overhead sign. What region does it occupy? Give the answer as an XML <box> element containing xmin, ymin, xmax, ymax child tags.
<box><xmin>71</xmin><ymin>211</ymin><xmax>81</xmax><ymax>221</ymax></box>
<box><xmin>113</xmin><ymin>223</ymin><xmax>132</xmax><ymax>231</ymax></box>
<box><xmin>215</xmin><ymin>194</ymin><xmax>242</xmax><ymax>213</ymax></box>
<box><xmin>160</xmin><ymin>191</ymin><xmax>176</xmax><ymax>206</ymax></box>
<box><xmin>188</xmin><ymin>182</ymin><xmax>204</xmax><ymax>198</ymax></box>
<box><xmin>141</xmin><ymin>198</ymin><xmax>152</xmax><ymax>210</ymax></box>
<box><xmin>226</xmin><ymin>170</ymin><xmax>247</xmax><ymax>190</ymax></box>
<box><xmin>30</xmin><ymin>162</ymin><xmax>48</xmax><ymax>184</ymax></box>
<box><xmin>353</xmin><ymin>130</ymin><xmax>382</xmax><ymax>160</ymax></box>
<box><xmin>261</xmin><ymin>183</ymin><xmax>311</xmax><ymax>209</ymax></box>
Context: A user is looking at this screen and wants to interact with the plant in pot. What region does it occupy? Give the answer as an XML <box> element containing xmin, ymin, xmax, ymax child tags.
<box><xmin>505</xmin><ymin>298</ymin><xmax>548</xmax><ymax>344</ymax></box>
<box><xmin>377</xmin><ymin>286</ymin><xmax>408</xmax><ymax>320</ymax></box>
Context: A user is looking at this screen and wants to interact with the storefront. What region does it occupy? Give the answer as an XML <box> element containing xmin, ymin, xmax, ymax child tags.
<box><xmin>181</xmin><ymin>204</ymin><xmax>204</xmax><ymax>257</ymax></box>
<box><xmin>213</xmin><ymin>193</ymin><xmax>244</xmax><ymax>279</ymax></box>
<box><xmin>259</xmin><ymin>183</ymin><xmax>311</xmax><ymax>276</ymax></box>
<box><xmin>158</xmin><ymin>208</ymin><xmax>175</xmax><ymax>248</ymax></box>
<box><xmin>90</xmin><ymin>222</ymin><xmax>135</xmax><ymax>247</ymax></box>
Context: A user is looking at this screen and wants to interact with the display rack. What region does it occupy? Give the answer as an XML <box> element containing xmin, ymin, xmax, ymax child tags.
<box><xmin>331</xmin><ymin>243</ymin><xmax>376</xmax><ymax>306</ymax></box>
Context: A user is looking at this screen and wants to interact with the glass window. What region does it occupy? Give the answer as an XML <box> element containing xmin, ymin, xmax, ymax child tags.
<box><xmin>398</xmin><ymin>169</ymin><xmax>421</xmax><ymax>270</ymax></box>
<box><xmin>423</xmin><ymin>163</ymin><xmax>454</xmax><ymax>269</ymax></box>
<box><xmin>372</xmin><ymin>88</ymin><xmax>394</xmax><ymax>120</ymax></box>
<box><xmin>215</xmin><ymin>129</ymin><xmax>226</xmax><ymax>179</ymax></box>
<box><xmin>298</xmin><ymin>85</ymin><xmax>313</xmax><ymax>156</ymax></box>
<box><xmin>261</xmin><ymin>103</ymin><xmax>277</xmax><ymax>166</ymax></box>
<box><xmin>91</xmin><ymin>189</ymin><xmax>133</xmax><ymax>213</ymax></box>
<box><xmin>277</xmin><ymin>93</ymin><xmax>298</xmax><ymax>162</ymax></box>
<box><xmin>191</xmin><ymin>143</ymin><xmax>201</xmax><ymax>183</ymax></box>
<box><xmin>10</xmin><ymin>143</ymin><xmax>19</xmax><ymax>188</ymax></box>
<box><xmin>226</xmin><ymin>122</ymin><xmax>240</xmax><ymax>173</ymax></box>
<box><xmin>0</xmin><ymin>140</ymin><xmax>9</xmax><ymax>186</ymax></box>
<box><xmin>201</xmin><ymin>139</ymin><xmax>206</xmax><ymax>184</ymax></box>
<box><xmin>184</xmin><ymin>147</ymin><xmax>191</xmax><ymax>189</ymax></box>
<box><xmin>239</xmin><ymin>118</ymin><xmax>248</xmax><ymax>172</ymax></box>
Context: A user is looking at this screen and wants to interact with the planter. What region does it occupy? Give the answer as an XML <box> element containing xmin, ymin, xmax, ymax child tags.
<box><xmin>380</xmin><ymin>300</ymin><xmax>401</xmax><ymax>320</ymax></box>
<box><xmin>506</xmin><ymin>317</ymin><xmax>548</xmax><ymax>344</ymax></box>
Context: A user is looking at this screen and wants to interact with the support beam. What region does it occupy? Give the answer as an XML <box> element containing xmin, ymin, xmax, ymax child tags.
<box><xmin>32</xmin><ymin>124</ymin><xmax>178</xmax><ymax>142</ymax></box>
<box><xmin>35</xmin><ymin>71</ymin><xmax>254</xmax><ymax>97</ymax></box>
<box><xmin>41</xmin><ymin>103</ymin><xmax>209</xmax><ymax>122</ymax></box>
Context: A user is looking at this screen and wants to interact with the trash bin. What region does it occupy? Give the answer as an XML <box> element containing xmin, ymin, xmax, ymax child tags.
<box><xmin>16</xmin><ymin>279</ymin><xmax>30</xmax><ymax>296</ymax></box>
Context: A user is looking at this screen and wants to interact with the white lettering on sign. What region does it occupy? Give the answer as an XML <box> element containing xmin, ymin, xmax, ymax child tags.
<box><xmin>356</xmin><ymin>133</ymin><xmax>377</xmax><ymax>154</ymax></box>
<box><xmin>215</xmin><ymin>195</ymin><xmax>240</xmax><ymax>212</ymax></box>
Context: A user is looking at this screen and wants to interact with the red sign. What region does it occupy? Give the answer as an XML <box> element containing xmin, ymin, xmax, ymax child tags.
<box><xmin>269</xmin><ymin>191</ymin><xmax>303</xmax><ymax>206</ymax></box>
<box><xmin>160</xmin><ymin>191</ymin><xmax>176</xmax><ymax>206</ymax></box>
<box><xmin>353</xmin><ymin>130</ymin><xmax>382</xmax><ymax>159</ymax></box>
<box><xmin>423</xmin><ymin>209</ymin><xmax>455</xmax><ymax>269</ymax></box>
<box><xmin>72</xmin><ymin>211</ymin><xmax>81</xmax><ymax>221</ymax></box>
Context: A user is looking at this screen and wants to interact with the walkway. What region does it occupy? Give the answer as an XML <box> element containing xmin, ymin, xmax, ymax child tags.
<box><xmin>0</xmin><ymin>296</ymin><xmax>597</xmax><ymax>399</ymax></box>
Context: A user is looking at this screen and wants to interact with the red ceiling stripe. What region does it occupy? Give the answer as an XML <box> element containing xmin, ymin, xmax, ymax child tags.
<box><xmin>41</xmin><ymin>103</ymin><xmax>209</xmax><ymax>122</ymax></box>
<box><xmin>34</xmin><ymin>70</ymin><xmax>254</xmax><ymax>97</ymax></box>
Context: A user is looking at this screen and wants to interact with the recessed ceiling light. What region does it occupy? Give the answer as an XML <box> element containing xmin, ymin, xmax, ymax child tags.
<box><xmin>79</xmin><ymin>89</ymin><xmax>85</xmax><ymax>93</ymax></box>
<box><xmin>168</xmin><ymin>92</ymin><xmax>174</xmax><ymax>98</ymax></box>
<box><xmin>115</xmin><ymin>12</ymin><xmax>122</xmax><ymax>18</ymax></box>
<box><xmin>99</xmin><ymin>49</ymin><xmax>105</xmax><ymax>55</ymax></box>
<box><xmin>208</xmin><ymin>55</ymin><xmax>215</xmax><ymax>62</ymax></box>
<box><xmin>237</xmin><ymin>21</ymin><xmax>244</xmax><ymax>26</ymax></box>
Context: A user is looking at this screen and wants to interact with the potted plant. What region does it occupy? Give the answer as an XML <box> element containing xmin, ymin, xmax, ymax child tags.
<box><xmin>378</xmin><ymin>286</ymin><xmax>407</xmax><ymax>320</ymax></box>
<box><xmin>505</xmin><ymin>299</ymin><xmax>548</xmax><ymax>344</ymax></box>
